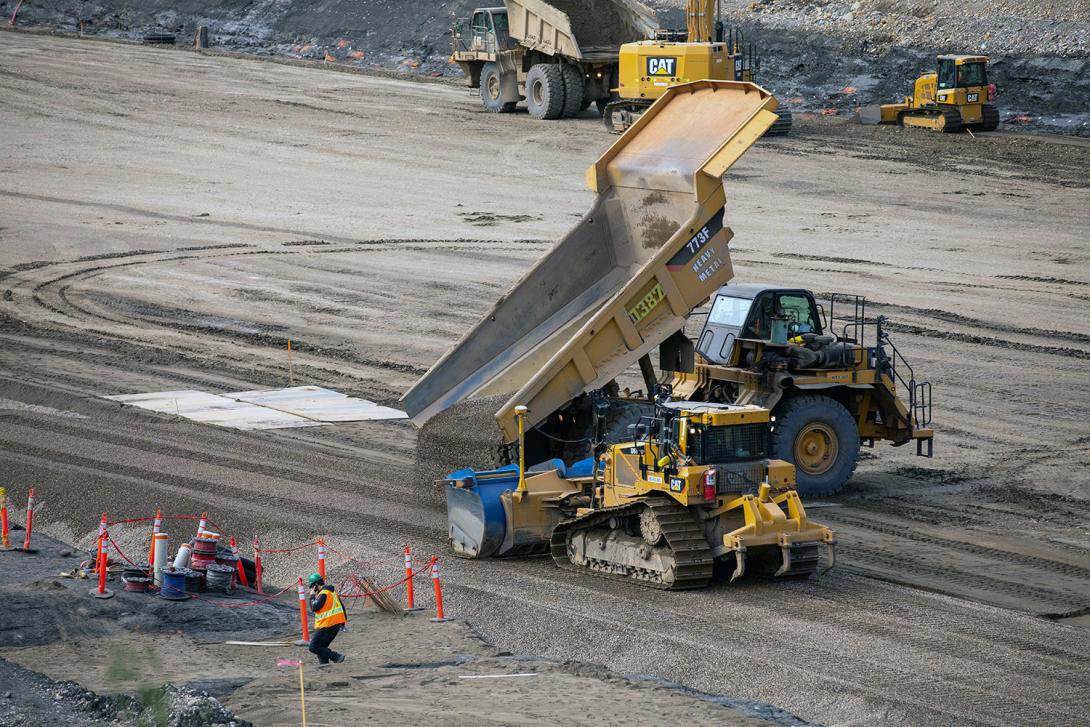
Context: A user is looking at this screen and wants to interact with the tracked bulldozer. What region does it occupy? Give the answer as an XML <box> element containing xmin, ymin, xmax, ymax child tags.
<box><xmin>857</xmin><ymin>54</ymin><xmax>999</xmax><ymax>133</ymax></box>
<box><xmin>403</xmin><ymin>80</ymin><xmax>836</xmax><ymax>588</ymax></box>
<box><xmin>447</xmin><ymin>395</ymin><xmax>835</xmax><ymax>588</ymax></box>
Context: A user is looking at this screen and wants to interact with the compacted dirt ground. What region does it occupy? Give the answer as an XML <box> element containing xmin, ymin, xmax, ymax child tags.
<box><xmin>2</xmin><ymin>31</ymin><xmax>1090</xmax><ymax>726</ymax></box>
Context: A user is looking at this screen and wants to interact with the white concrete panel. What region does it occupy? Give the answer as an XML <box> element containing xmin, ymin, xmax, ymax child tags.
<box><xmin>228</xmin><ymin>386</ymin><xmax>408</xmax><ymax>422</ymax></box>
<box><xmin>105</xmin><ymin>390</ymin><xmax>326</xmax><ymax>430</ymax></box>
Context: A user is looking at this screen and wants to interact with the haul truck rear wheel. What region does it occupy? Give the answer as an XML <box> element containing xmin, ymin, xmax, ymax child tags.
<box><xmin>560</xmin><ymin>64</ymin><xmax>585</xmax><ymax>118</ymax></box>
<box><xmin>527</xmin><ymin>64</ymin><xmax>565</xmax><ymax>120</ymax></box>
<box><xmin>480</xmin><ymin>62</ymin><xmax>516</xmax><ymax>114</ymax></box>
<box><xmin>772</xmin><ymin>395</ymin><xmax>859</xmax><ymax>497</ymax></box>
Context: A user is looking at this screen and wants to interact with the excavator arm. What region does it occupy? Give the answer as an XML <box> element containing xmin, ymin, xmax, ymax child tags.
<box><xmin>401</xmin><ymin>80</ymin><xmax>779</xmax><ymax>442</ymax></box>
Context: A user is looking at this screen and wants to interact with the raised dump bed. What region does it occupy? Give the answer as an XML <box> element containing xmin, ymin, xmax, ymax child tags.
<box><xmin>402</xmin><ymin>81</ymin><xmax>780</xmax><ymax>441</ymax></box>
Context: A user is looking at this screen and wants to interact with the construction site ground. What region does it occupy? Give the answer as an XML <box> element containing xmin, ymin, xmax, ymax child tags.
<box><xmin>2</xmin><ymin>535</ymin><xmax>780</xmax><ymax>726</ymax></box>
<box><xmin>2</xmin><ymin>31</ymin><xmax>1090</xmax><ymax>726</ymax></box>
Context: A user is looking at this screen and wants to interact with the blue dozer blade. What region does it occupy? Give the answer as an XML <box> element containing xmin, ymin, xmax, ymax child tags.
<box><xmin>444</xmin><ymin>458</ymin><xmax>599</xmax><ymax>558</ymax></box>
<box><xmin>445</xmin><ymin>464</ymin><xmax>519</xmax><ymax>559</ymax></box>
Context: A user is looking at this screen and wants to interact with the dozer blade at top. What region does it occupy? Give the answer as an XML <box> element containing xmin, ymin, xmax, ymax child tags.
<box><xmin>401</xmin><ymin>81</ymin><xmax>779</xmax><ymax>440</ymax></box>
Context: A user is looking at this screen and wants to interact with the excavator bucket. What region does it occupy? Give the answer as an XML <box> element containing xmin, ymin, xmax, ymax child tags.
<box><xmin>402</xmin><ymin>80</ymin><xmax>779</xmax><ymax>439</ymax></box>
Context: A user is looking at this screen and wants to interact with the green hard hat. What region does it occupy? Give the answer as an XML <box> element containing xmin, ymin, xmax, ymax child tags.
<box><xmin>307</xmin><ymin>573</ymin><xmax>323</xmax><ymax>587</ymax></box>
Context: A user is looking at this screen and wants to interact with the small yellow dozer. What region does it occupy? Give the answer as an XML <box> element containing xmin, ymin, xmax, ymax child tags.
<box><xmin>858</xmin><ymin>54</ymin><xmax>999</xmax><ymax>132</ymax></box>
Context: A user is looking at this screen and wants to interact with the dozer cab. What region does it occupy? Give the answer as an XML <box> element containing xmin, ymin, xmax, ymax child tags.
<box><xmin>669</xmin><ymin>284</ymin><xmax>933</xmax><ymax>497</ymax></box>
<box><xmin>858</xmin><ymin>54</ymin><xmax>999</xmax><ymax>132</ymax></box>
<box><xmin>446</xmin><ymin>395</ymin><xmax>835</xmax><ymax>589</ymax></box>
<box><xmin>605</xmin><ymin>0</ymin><xmax>792</xmax><ymax>135</ymax></box>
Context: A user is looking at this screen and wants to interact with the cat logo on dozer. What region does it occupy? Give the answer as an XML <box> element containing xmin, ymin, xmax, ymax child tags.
<box><xmin>647</xmin><ymin>57</ymin><xmax>677</xmax><ymax>77</ymax></box>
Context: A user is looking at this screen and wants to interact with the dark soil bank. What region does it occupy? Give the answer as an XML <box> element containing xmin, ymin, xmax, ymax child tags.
<box><xmin>4</xmin><ymin>0</ymin><xmax>1089</xmax><ymax>135</ymax></box>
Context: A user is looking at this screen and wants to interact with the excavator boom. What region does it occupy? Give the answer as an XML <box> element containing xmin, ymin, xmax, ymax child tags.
<box><xmin>401</xmin><ymin>81</ymin><xmax>778</xmax><ymax>441</ymax></box>
<box><xmin>687</xmin><ymin>0</ymin><xmax>715</xmax><ymax>43</ymax></box>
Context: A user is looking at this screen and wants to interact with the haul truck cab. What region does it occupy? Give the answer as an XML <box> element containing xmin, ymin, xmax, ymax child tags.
<box><xmin>671</xmin><ymin>284</ymin><xmax>934</xmax><ymax>496</ymax></box>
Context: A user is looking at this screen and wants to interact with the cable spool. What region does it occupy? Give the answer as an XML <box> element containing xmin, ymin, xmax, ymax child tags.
<box><xmin>122</xmin><ymin>564</ymin><xmax>150</xmax><ymax>581</ymax></box>
<box><xmin>123</xmin><ymin>576</ymin><xmax>153</xmax><ymax>593</ymax></box>
<box><xmin>188</xmin><ymin>567</ymin><xmax>207</xmax><ymax>591</ymax></box>
<box><xmin>159</xmin><ymin>567</ymin><xmax>189</xmax><ymax>601</ymax></box>
<box><xmin>190</xmin><ymin>552</ymin><xmax>216</xmax><ymax>570</ymax></box>
<box><xmin>183</xmin><ymin>568</ymin><xmax>205</xmax><ymax>593</ymax></box>
<box><xmin>191</xmin><ymin>534</ymin><xmax>220</xmax><ymax>570</ymax></box>
<box><xmin>214</xmin><ymin>547</ymin><xmax>238</xmax><ymax>569</ymax></box>
<box><xmin>205</xmin><ymin>563</ymin><xmax>236</xmax><ymax>594</ymax></box>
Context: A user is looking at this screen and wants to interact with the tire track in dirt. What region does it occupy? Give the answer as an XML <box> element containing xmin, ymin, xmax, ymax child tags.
<box><xmin>868</xmin><ymin>300</ymin><xmax>1090</xmax><ymax>347</ymax></box>
<box><xmin>2</xmin><ymin>414</ymin><xmax>414</xmax><ymax>497</ymax></box>
<box><xmin>0</xmin><ymin>438</ymin><xmax>439</xmax><ymax>546</ymax></box>
<box><xmin>826</xmin><ymin>511</ymin><xmax>1090</xmax><ymax>596</ymax></box>
<box><xmin>7</xmin><ymin>242</ymin><xmax>535</xmax><ymax>391</ymax></box>
<box><xmin>883</xmin><ymin>321</ymin><xmax>1090</xmax><ymax>360</ymax></box>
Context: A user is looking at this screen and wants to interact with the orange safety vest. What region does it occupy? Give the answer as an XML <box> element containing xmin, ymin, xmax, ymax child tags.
<box><xmin>314</xmin><ymin>588</ymin><xmax>346</xmax><ymax>629</ymax></box>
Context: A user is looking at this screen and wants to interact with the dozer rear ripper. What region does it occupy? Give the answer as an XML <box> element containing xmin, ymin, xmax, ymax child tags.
<box><xmin>447</xmin><ymin>397</ymin><xmax>834</xmax><ymax>589</ymax></box>
<box><xmin>403</xmin><ymin>80</ymin><xmax>835</xmax><ymax>589</ymax></box>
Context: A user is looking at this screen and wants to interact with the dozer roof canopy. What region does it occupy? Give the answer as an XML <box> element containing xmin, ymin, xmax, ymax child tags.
<box><xmin>661</xmin><ymin>400</ymin><xmax>770</xmax><ymax>426</ymax></box>
<box><xmin>937</xmin><ymin>54</ymin><xmax>989</xmax><ymax>64</ymax></box>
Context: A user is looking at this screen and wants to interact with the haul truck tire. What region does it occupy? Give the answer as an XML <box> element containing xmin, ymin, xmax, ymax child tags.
<box><xmin>560</xmin><ymin>64</ymin><xmax>585</xmax><ymax>118</ymax></box>
<box><xmin>772</xmin><ymin>395</ymin><xmax>859</xmax><ymax>497</ymax></box>
<box><xmin>527</xmin><ymin>64</ymin><xmax>565</xmax><ymax>120</ymax></box>
<box><xmin>480</xmin><ymin>62</ymin><xmax>516</xmax><ymax>114</ymax></box>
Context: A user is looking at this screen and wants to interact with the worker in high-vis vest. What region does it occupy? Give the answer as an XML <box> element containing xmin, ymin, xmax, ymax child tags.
<box><xmin>307</xmin><ymin>573</ymin><xmax>347</xmax><ymax>666</ymax></box>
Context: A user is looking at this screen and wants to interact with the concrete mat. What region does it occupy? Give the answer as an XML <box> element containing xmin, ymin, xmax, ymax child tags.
<box><xmin>105</xmin><ymin>387</ymin><xmax>406</xmax><ymax>429</ymax></box>
<box><xmin>228</xmin><ymin>385</ymin><xmax>408</xmax><ymax>422</ymax></box>
<box><xmin>104</xmin><ymin>390</ymin><xmax>325</xmax><ymax>430</ymax></box>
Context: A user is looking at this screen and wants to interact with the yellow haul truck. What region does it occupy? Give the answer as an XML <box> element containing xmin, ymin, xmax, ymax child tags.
<box><xmin>451</xmin><ymin>0</ymin><xmax>657</xmax><ymax>118</ymax></box>
<box><xmin>605</xmin><ymin>0</ymin><xmax>792</xmax><ymax>135</ymax></box>
<box><xmin>857</xmin><ymin>54</ymin><xmax>999</xmax><ymax>132</ymax></box>
<box><xmin>668</xmin><ymin>284</ymin><xmax>933</xmax><ymax>496</ymax></box>
<box><xmin>404</xmin><ymin>81</ymin><xmax>836</xmax><ymax>588</ymax></box>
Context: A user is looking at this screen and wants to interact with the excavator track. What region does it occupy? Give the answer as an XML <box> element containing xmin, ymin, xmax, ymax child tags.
<box><xmin>550</xmin><ymin>498</ymin><xmax>714</xmax><ymax>590</ymax></box>
<box><xmin>601</xmin><ymin>100</ymin><xmax>651</xmax><ymax>134</ymax></box>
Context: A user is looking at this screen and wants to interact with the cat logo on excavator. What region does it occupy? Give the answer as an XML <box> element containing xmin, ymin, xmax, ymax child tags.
<box><xmin>646</xmin><ymin>56</ymin><xmax>677</xmax><ymax>76</ymax></box>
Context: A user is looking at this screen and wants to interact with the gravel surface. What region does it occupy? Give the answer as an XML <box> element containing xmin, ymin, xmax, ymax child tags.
<box><xmin>2</xmin><ymin>33</ymin><xmax>1090</xmax><ymax>726</ymax></box>
<box><xmin>3</xmin><ymin>0</ymin><xmax>1089</xmax><ymax>134</ymax></box>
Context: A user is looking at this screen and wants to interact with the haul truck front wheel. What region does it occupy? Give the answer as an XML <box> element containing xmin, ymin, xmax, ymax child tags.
<box><xmin>480</xmin><ymin>62</ymin><xmax>516</xmax><ymax>113</ymax></box>
<box><xmin>772</xmin><ymin>395</ymin><xmax>859</xmax><ymax>497</ymax></box>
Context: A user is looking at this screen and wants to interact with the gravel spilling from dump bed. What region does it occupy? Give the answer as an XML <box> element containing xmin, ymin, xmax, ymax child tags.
<box><xmin>547</xmin><ymin>0</ymin><xmax>647</xmax><ymax>48</ymax></box>
<box><xmin>413</xmin><ymin>394</ymin><xmax>510</xmax><ymax>499</ymax></box>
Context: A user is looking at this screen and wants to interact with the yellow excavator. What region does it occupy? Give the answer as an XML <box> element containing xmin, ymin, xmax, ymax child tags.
<box><xmin>858</xmin><ymin>54</ymin><xmax>999</xmax><ymax>132</ymax></box>
<box><xmin>604</xmin><ymin>0</ymin><xmax>792</xmax><ymax>135</ymax></box>
<box><xmin>404</xmin><ymin>81</ymin><xmax>832</xmax><ymax>589</ymax></box>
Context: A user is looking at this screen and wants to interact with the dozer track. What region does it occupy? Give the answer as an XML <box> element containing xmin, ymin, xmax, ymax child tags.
<box><xmin>899</xmin><ymin>105</ymin><xmax>963</xmax><ymax>133</ymax></box>
<box><xmin>550</xmin><ymin>498</ymin><xmax>714</xmax><ymax>590</ymax></box>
